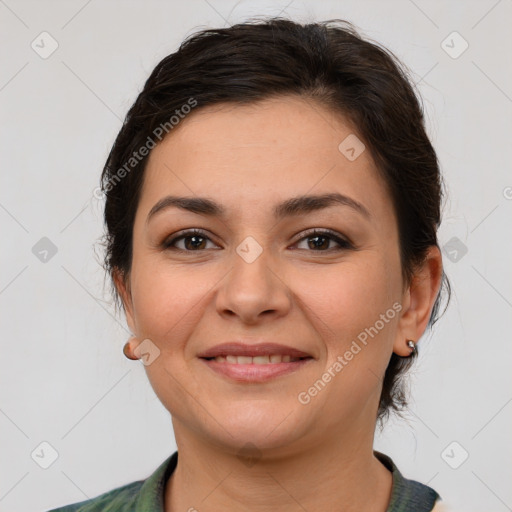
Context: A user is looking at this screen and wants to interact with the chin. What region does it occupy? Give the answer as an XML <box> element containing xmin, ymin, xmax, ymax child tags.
<box><xmin>201</xmin><ymin>405</ymin><xmax>310</xmax><ymax>456</ymax></box>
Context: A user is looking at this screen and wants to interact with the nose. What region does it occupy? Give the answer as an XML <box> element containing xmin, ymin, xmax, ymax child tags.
<box><xmin>215</xmin><ymin>243</ymin><xmax>292</xmax><ymax>325</ymax></box>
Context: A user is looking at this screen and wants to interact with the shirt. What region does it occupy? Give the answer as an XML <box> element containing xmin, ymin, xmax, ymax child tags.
<box><xmin>46</xmin><ymin>450</ymin><xmax>441</xmax><ymax>511</ymax></box>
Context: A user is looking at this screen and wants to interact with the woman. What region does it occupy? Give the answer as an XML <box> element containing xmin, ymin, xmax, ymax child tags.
<box><xmin>49</xmin><ymin>16</ymin><xmax>450</xmax><ymax>512</ymax></box>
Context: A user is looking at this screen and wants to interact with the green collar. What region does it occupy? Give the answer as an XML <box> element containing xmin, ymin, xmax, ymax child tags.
<box><xmin>48</xmin><ymin>450</ymin><xmax>440</xmax><ymax>511</ymax></box>
<box><xmin>374</xmin><ymin>450</ymin><xmax>440</xmax><ymax>511</ymax></box>
<box><xmin>135</xmin><ymin>450</ymin><xmax>440</xmax><ymax>512</ymax></box>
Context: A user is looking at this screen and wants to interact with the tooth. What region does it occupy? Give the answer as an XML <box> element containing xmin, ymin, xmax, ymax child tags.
<box><xmin>253</xmin><ymin>355</ymin><xmax>270</xmax><ymax>365</ymax></box>
<box><xmin>215</xmin><ymin>354</ymin><xmax>302</xmax><ymax>364</ymax></box>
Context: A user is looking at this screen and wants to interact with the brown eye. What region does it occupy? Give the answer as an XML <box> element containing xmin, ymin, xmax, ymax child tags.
<box><xmin>295</xmin><ymin>229</ymin><xmax>352</xmax><ymax>251</ymax></box>
<box><xmin>163</xmin><ymin>230</ymin><xmax>218</xmax><ymax>251</ymax></box>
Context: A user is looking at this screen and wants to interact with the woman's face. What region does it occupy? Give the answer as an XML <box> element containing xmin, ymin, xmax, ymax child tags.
<box><xmin>117</xmin><ymin>96</ymin><xmax>428</xmax><ymax>456</ymax></box>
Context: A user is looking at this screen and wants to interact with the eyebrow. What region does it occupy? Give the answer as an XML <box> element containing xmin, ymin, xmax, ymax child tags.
<box><xmin>146</xmin><ymin>192</ymin><xmax>371</xmax><ymax>225</ymax></box>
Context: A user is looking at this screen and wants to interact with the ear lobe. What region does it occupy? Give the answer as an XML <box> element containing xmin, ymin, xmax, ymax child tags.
<box><xmin>393</xmin><ymin>246</ymin><xmax>443</xmax><ymax>356</ymax></box>
<box><xmin>112</xmin><ymin>268</ymin><xmax>136</xmax><ymax>334</ymax></box>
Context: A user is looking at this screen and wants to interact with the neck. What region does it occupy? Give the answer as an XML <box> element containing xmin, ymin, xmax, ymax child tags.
<box><xmin>165</xmin><ymin>422</ymin><xmax>392</xmax><ymax>512</ymax></box>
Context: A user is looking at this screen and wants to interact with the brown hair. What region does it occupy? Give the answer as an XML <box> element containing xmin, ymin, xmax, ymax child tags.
<box><xmin>99</xmin><ymin>16</ymin><xmax>450</xmax><ymax>423</ymax></box>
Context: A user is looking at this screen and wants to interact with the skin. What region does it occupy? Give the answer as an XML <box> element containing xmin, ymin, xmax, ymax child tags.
<box><xmin>115</xmin><ymin>95</ymin><xmax>443</xmax><ymax>511</ymax></box>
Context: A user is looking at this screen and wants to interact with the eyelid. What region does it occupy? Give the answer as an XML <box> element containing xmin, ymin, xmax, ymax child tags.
<box><xmin>162</xmin><ymin>228</ymin><xmax>220</xmax><ymax>250</ymax></box>
<box><xmin>292</xmin><ymin>228</ymin><xmax>353</xmax><ymax>250</ymax></box>
<box><xmin>163</xmin><ymin>227</ymin><xmax>353</xmax><ymax>252</ymax></box>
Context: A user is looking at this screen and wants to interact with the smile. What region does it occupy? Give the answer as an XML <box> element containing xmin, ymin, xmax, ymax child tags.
<box><xmin>197</xmin><ymin>341</ymin><xmax>315</xmax><ymax>382</ymax></box>
<box><xmin>205</xmin><ymin>354</ymin><xmax>306</xmax><ymax>364</ymax></box>
<box><xmin>200</xmin><ymin>355</ymin><xmax>313</xmax><ymax>382</ymax></box>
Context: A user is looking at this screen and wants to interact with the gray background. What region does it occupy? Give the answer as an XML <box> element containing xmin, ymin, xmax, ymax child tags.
<box><xmin>1</xmin><ymin>0</ymin><xmax>511</xmax><ymax>510</ymax></box>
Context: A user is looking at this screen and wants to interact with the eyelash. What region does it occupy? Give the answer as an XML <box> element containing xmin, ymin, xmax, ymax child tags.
<box><xmin>162</xmin><ymin>228</ymin><xmax>353</xmax><ymax>252</ymax></box>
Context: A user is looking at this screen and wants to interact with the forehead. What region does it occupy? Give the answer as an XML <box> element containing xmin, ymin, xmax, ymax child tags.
<box><xmin>137</xmin><ymin>96</ymin><xmax>393</xmax><ymax>224</ymax></box>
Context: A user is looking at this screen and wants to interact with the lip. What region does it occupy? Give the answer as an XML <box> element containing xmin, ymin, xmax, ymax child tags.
<box><xmin>197</xmin><ymin>342</ymin><xmax>314</xmax><ymax>383</ymax></box>
<box><xmin>201</xmin><ymin>358</ymin><xmax>312</xmax><ymax>382</ymax></box>
<box><xmin>197</xmin><ymin>342</ymin><xmax>313</xmax><ymax>359</ymax></box>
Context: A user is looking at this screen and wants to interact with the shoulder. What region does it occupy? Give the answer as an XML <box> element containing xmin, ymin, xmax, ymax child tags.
<box><xmin>46</xmin><ymin>452</ymin><xmax>178</xmax><ymax>512</ymax></box>
<box><xmin>374</xmin><ymin>450</ymin><xmax>440</xmax><ymax>512</ymax></box>
<box><xmin>45</xmin><ymin>480</ymin><xmax>143</xmax><ymax>511</ymax></box>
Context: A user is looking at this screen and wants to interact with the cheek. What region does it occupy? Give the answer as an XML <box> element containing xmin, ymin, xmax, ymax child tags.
<box><xmin>298</xmin><ymin>260</ymin><xmax>400</xmax><ymax>403</ymax></box>
<box><xmin>129</xmin><ymin>262</ymin><xmax>214</xmax><ymax>350</ymax></box>
<box><xmin>298</xmin><ymin>258</ymin><xmax>398</xmax><ymax>338</ymax></box>
<box><xmin>297</xmin><ymin>256</ymin><xmax>401</xmax><ymax>403</ymax></box>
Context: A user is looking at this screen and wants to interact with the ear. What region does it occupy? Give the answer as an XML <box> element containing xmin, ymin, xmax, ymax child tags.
<box><xmin>394</xmin><ymin>246</ymin><xmax>443</xmax><ymax>356</ymax></box>
<box><xmin>112</xmin><ymin>268</ymin><xmax>137</xmax><ymax>335</ymax></box>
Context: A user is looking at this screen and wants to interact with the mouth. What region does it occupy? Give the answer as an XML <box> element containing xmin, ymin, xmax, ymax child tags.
<box><xmin>202</xmin><ymin>354</ymin><xmax>309</xmax><ymax>364</ymax></box>
<box><xmin>197</xmin><ymin>342</ymin><xmax>314</xmax><ymax>382</ymax></box>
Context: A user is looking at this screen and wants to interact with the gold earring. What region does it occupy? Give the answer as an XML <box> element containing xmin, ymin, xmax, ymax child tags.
<box><xmin>123</xmin><ymin>336</ymin><xmax>139</xmax><ymax>360</ymax></box>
